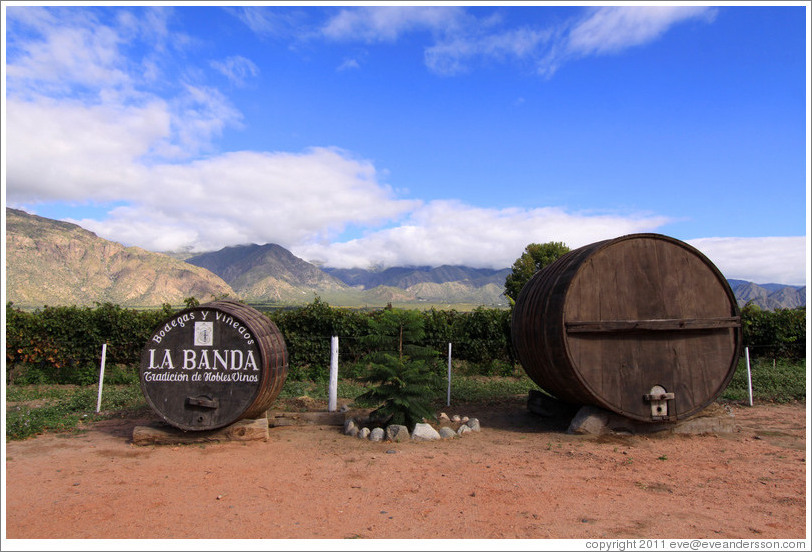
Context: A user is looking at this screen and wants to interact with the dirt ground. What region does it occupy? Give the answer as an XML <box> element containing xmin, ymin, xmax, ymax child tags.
<box><xmin>3</xmin><ymin>397</ymin><xmax>808</xmax><ymax>544</ymax></box>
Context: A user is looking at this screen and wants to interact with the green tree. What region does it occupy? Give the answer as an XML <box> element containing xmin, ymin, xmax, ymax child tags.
<box><xmin>504</xmin><ymin>241</ymin><xmax>571</xmax><ymax>303</ymax></box>
<box><xmin>355</xmin><ymin>309</ymin><xmax>442</xmax><ymax>428</ymax></box>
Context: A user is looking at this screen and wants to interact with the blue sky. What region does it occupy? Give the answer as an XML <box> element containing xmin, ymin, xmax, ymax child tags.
<box><xmin>3</xmin><ymin>2</ymin><xmax>809</xmax><ymax>285</ymax></box>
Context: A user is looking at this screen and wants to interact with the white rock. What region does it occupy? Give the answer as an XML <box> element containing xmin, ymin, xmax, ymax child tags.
<box><xmin>457</xmin><ymin>425</ymin><xmax>472</xmax><ymax>436</ymax></box>
<box><xmin>386</xmin><ymin>425</ymin><xmax>410</xmax><ymax>442</ymax></box>
<box><xmin>568</xmin><ymin>406</ymin><xmax>609</xmax><ymax>435</ymax></box>
<box><xmin>465</xmin><ymin>418</ymin><xmax>481</xmax><ymax>432</ymax></box>
<box><xmin>438</xmin><ymin>412</ymin><xmax>450</xmax><ymax>422</ymax></box>
<box><xmin>412</xmin><ymin>423</ymin><xmax>442</xmax><ymax>441</ymax></box>
<box><xmin>439</xmin><ymin>427</ymin><xmax>457</xmax><ymax>439</ymax></box>
<box><xmin>369</xmin><ymin>428</ymin><xmax>385</xmax><ymax>442</ymax></box>
<box><xmin>357</xmin><ymin>427</ymin><xmax>371</xmax><ymax>439</ymax></box>
<box><xmin>344</xmin><ymin>419</ymin><xmax>359</xmax><ymax>437</ymax></box>
<box><xmin>451</xmin><ymin>415</ymin><xmax>461</xmax><ymax>422</ymax></box>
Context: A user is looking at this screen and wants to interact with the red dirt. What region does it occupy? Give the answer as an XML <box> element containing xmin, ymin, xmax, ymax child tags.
<box><xmin>4</xmin><ymin>399</ymin><xmax>807</xmax><ymax>542</ymax></box>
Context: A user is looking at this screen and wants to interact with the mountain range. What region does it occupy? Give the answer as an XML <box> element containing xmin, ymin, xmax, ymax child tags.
<box><xmin>5</xmin><ymin>208</ymin><xmax>232</xmax><ymax>308</ymax></box>
<box><xmin>183</xmin><ymin>244</ymin><xmax>510</xmax><ymax>307</ymax></box>
<box><xmin>4</xmin><ymin>207</ymin><xmax>806</xmax><ymax>311</ymax></box>
<box><xmin>727</xmin><ymin>279</ymin><xmax>806</xmax><ymax>311</ymax></box>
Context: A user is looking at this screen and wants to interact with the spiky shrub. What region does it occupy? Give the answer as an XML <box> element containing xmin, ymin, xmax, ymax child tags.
<box><xmin>356</xmin><ymin>308</ymin><xmax>442</xmax><ymax>428</ymax></box>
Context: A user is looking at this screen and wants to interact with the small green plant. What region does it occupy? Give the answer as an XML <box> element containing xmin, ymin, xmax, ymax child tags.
<box><xmin>357</xmin><ymin>356</ymin><xmax>441</xmax><ymax>427</ymax></box>
<box><xmin>355</xmin><ymin>309</ymin><xmax>442</xmax><ymax>428</ymax></box>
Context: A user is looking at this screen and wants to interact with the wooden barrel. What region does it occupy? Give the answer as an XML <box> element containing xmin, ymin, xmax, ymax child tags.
<box><xmin>511</xmin><ymin>233</ymin><xmax>742</xmax><ymax>423</ymax></box>
<box><xmin>139</xmin><ymin>300</ymin><xmax>288</xmax><ymax>431</ymax></box>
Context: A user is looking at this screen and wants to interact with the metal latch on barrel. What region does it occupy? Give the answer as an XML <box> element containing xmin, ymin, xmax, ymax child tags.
<box><xmin>187</xmin><ymin>396</ymin><xmax>219</xmax><ymax>409</ymax></box>
<box><xmin>644</xmin><ymin>385</ymin><xmax>674</xmax><ymax>420</ymax></box>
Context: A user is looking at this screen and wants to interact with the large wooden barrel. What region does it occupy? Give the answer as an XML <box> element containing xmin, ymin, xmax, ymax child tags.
<box><xmin>139</xmin><ymin>300</ymin><xmax>288</xmax><ymax>431</ymax></box>
<box><xmin>512</xmin><ymin>233</ymin><xmax>742</xmax><ymax>422</ymax></box>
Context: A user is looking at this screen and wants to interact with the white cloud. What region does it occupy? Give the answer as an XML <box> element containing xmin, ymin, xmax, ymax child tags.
<box><xmin>166</xmin><ymin>84</ymin><xmax>243</xmax><ymax>158</ymax></box>
<box><xmin>115</xmin><ymin>6</ymin><xmax>176</xmax><ymax>55</ymax></box>
<box><xmin>537</xmin><ymin>6</ymin><xmax>716</xmax><ymax>76</ymax></box>
<box><xmin>227</xmin><ymin>6</ymin><xmax>304</xmax><ymax>38</ymax></box>
<box><xmin>211</xmin><ymin>55</ymin><xmax>260</xmax><ymax>87</ymax></box>
<box><xmin>66</xmin><ymin>148</ymin><xmax>420</xmax><ymax>253</ymax></box>
<box><xmin>294</xmin><ymin>200</ymin><xmax>671</xmax><ymax>269</ymax></box>
<box><xmin>687</xmin><ymin>237</ymin><xmax>807</xmax><ymax>286</ymax></box>
<box><xmin>315</xmin><ymin>6</ymin><xmax>716</xmax><ymax>78</ymax></box>
<box><xmin>5</xmin><ymin>7</ymin><xmax>131</xmax><ymax>96</ymax></box>
<box><xmin>4</xmin><ymin>83</ymin><xmax>243</xmax><ymax>204</ymax></box>
<box><xmin>5</xmin><ymin>97</ymin><xmax>165</xmax><ymax>202</ymax></box>
<box><xmin>566</xmin><ymin>6</ymin><xmax>716</xmax><ymax>57</ymax></box>
<box><xmin>5</xmin><ymin>6</ymin><xmax>185</xmax><ymax>98</ymax></box>
<box><xmin>321</xmin><ymin>6</ymin><xmax>464</xmax><ymax>43</ymax></box>
<box><xmin>294</xmin><ymin>214</ymin><xmax>808</xmax><ymax>287</ymax></box>
<box><xmin>5</xmin><ymin>6</ymin><xmax>240</xmax><ymax>164</ymax></box>
<box><xmin>337</xmin><ymin>58</ymin><xmax>361</xmax><ymax>71</ymax></box>
<box><xmin>425</xmin><ymin>25</ymin><xmax>552</xmax><ymax>76</ymax></box>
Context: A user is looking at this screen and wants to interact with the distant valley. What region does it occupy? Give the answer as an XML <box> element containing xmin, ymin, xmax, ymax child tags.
<box><xmin>4</xmin><ymin>207</ymin><xmax>806</xmax><ymax>311</ymax></box>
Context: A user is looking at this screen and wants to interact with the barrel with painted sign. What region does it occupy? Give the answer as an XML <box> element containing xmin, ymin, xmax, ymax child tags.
<box><xmin>139</xmin><ymin>300</ymin><xmax>288</xmax><ymax>431</ymax></box>
<box><xmin>511</xmin><ymin>233</ymin><xmax>742</xmax><ymax>423</ymax></box>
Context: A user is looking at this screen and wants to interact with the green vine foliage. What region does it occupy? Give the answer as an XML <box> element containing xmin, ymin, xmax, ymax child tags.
<box><xmin>268</xmin><ymin>297</ymin><xmax>372</xmax><ymax>380</ymax></box>
<box><xmin>6</xmin><ymin>302</ymin><xmax>172</xmax><ymax>385</ymax></box>
<box><xmin>740</xmin><ymin>304</ymin><xmax>806</xmax><ymax>360</ymax></box>
<box><xmin>5</xmin><ymin>299</ymin><xmax>806</xmax><ymax>386</ymax></box>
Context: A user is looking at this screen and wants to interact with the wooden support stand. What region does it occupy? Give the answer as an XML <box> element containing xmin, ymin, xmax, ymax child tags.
<box><xmin>132</xmin><ymin>417</ymin><xmax>269</xmax><ymax>446</ymax></box>
<box><xmin>266</xmin><ymin>410</ymin><xmax>347</xmax><ymax>427</ymax></box>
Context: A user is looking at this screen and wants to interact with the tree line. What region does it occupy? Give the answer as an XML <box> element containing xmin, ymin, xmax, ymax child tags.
<box><xmin>5</xmin><ymin>297</ymin><xmax>805</xmax><ymax>386</ymax></box>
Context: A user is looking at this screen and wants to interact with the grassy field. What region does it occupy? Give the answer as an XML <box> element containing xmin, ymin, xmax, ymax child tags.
<box><xmin>721</xmin><ymin>356</ymin><xmax>807</xmax><ymax>403</ymax></box>
<box><xmin>5</xmin><ymin>358</ymin><xmax>805</xmax><ymax>441</ymax></box>
<box><xmin>4</xmin><ymin>373</ymin><xmax>538</xmax><ymax>440</ymax></box>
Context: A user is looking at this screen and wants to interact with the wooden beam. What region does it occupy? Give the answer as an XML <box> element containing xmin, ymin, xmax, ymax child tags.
<box><xmin>565</xmin><ymin>317</ymin><xmax>741</xmax><ymax>333</ymax></box>
<box><xmin>132</xmin><ymin>417</ymin><xmax>268</xmax><ymax>446</ymax></box>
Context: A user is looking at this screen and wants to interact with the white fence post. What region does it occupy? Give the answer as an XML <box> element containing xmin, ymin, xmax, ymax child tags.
<box><xmin>329</xmin><ymin>336</ymin><xmax>339</xmax><ymax>412</ymax></box>
<box><xmin>447</xmin><ymin>342</ymin><xmax>452</xmax><ymax>407</ymax></box>
<box><xmin>745</xmin><ymin>346</ymin><xmax>753</xmax><ymax>407</ymax></box>
<box><xmin>96</xmin><ymin>343</ymin><xmax>107</xmax><ymax>413</ymax></box>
